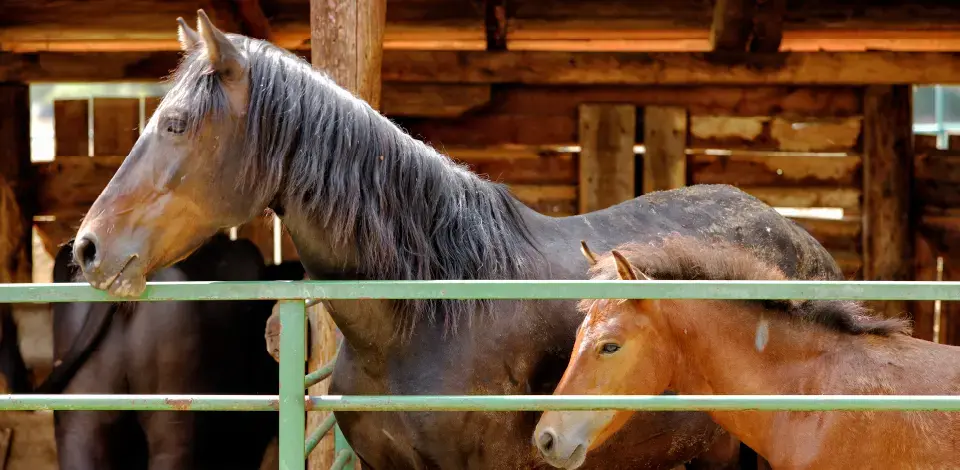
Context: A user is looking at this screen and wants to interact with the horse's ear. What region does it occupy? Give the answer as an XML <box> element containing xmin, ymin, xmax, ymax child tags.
<box><xmin>177</xmin><ymin>17</ymin><xmax>200</xmax><ymax>51</ymax></box>
<box><xmin>611</xmin><ymin>250</ymin><xmax>653</xmax><ymax>281</ymax></box>
<box><xmin>196</xmin><ymin>9</ymin><xmax>244</xmax><ymax>80</ymax></box>
<box><xmin>580</xmin><ymin>240</ymin><xmax>598</xmax><ymax>266</ymax></box>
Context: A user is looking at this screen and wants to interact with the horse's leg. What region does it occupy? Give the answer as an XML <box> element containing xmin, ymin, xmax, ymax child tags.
<box><xmin>54</xmin><ymin>410</ymin><xmax>120</xmax><ymax>470</ymax></box>
<box><xmin>138</xmin><ymin>410</ymin><xmax>195</xmax><ymax>470</ymax></box>
<box><xmin>685</xmin><ymin>430</ymin><xmax>741</xmax><ymax>470</ymax></box>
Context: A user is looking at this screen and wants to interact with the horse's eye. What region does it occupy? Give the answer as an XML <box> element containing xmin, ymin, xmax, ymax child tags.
<box><xmin>166</xmin><ymin>118</ymin><xmax>187</xmax><ymax>135</ymax></box>
<box><xmin>600</xmin><ymin>343</ymin><xmax>621</xmax><ymax>354</ymax></box>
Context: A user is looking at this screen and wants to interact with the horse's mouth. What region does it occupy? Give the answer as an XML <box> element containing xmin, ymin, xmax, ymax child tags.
<box><xmin>543</xmin><ymin>444</ymin><xmax>587</xmax><ymax>470</ymax></box>
<box><xmin>101</xmin><ymin>255</ymin><xmax>145</xmax><ymax>297</ymax></box>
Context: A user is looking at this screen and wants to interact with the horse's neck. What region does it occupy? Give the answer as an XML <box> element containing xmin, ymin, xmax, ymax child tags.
<box><xmin>665</xmin><ymin>300</ymin><xmax>858</xmax><ymax>456</ymax></box>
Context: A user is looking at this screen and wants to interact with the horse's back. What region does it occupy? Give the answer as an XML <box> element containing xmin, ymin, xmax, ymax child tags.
<box><xmin>562</xmin><ymin>184</ymin><xmax>844</xmax><ymax>281</ymax></box>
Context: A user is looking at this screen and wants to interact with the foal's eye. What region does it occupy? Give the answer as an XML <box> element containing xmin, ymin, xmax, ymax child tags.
<box><xmin>165</xmin><ymin>118</ymin><xmax>187</xmax><ymax>135</ymax></box>
<box><xmin>600</xmin><ymin>343</ymin><xmax>621</xmax><ymax>354</ymax></box>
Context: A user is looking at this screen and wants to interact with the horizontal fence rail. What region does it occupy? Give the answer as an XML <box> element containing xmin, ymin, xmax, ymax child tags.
<box><xmin>5</xmin><ymin>279</ymin><xmax>960</xmax><ymax>302</ymax></box>
<box><xmin>2</xmin><ymin>394</ymin><xmax>960</xmax><ymax>412</ymax></box>
<box><xmin>3</xmin><ymin>279</ymin><xmax>960</xmax><ymax>470</ymax></box>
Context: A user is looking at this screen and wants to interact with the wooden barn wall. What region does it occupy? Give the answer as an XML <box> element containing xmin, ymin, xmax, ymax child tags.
<box><xmin>915</xmin><ymin>133</ymin><xmax>960</xmax><ymax>346</ymax></box>
<box><xmin>34</xmin><ymin>84</ymin><xmax>868</xmax><ymax>273</ymax></box>
<box><xmin>393</xmin><ymin>84</ymin><xmax>866</xmax><ymax>280</ymax></box>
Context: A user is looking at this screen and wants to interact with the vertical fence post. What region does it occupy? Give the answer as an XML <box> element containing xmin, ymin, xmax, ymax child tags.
<box><xmin>279</xmin><ymin>299</ymin><xmax>307</xmax><ymax>470</ymax></box>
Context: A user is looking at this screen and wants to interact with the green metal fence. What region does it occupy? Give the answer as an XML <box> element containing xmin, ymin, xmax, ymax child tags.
<box><xmin>3</xmin><ymin>279</ymin><xmax>960</xmax><ymax>470</ymax></box>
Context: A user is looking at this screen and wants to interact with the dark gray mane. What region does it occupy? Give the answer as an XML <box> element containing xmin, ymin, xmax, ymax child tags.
<box><xmin>166</xmin><ymin>35</ymin><xmax>540</xmax><ymax>334</ymax></box>
<box><xmin>584</xmin><ymin>236</ymin><xmax>911</xmax><ymax>337</ymax></box>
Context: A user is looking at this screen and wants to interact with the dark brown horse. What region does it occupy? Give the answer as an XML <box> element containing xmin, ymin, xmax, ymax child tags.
<box><xmin>71</xmin><ymin>11</ymin><xmax>844</xmax><ymax>470</ymax></box>
<box><xmin>46</xmin><ymin>234</ymin><xmax>303</xmax><ymax>470</ymax></box>
<box><xmin>536</xmin><ymin>237</ymin><xmax>959</xmax><ymax>469</ymax></box>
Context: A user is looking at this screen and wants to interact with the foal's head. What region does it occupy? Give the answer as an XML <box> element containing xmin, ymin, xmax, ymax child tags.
<box><xmin>74</xmin><ymin>11</ymin><xmax>267</xmax><ymax>296</ymax></box>
<box><xmin>534</xmin><ymin>250</ymin><xmax>676</xmax><ymax>470</ymax></box>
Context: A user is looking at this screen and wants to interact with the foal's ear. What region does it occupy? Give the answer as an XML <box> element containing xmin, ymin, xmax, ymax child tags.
<box><xmin>196</xmin><ymin>9</ymin><xmax>245</xmax><ymax>80</ymax></box>
<box><xmin>611</xmin><ymin>250</ymin><xmax>653</xmax><ymax>281</ymax></box>
<box><xmin>580</xmin><ymin>240</ymin><xmax>598</xmax><ymax>266</ymax></box>
<box><xmin>177</xmin><ymin>17</ymin><xmax>200</xmax><ymax>51</ymax></box>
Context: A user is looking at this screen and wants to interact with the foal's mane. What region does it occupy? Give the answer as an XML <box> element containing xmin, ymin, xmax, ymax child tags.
<box><xmin>584</xmin><ymin>237</ymin><xmax>911</xmax><ymax>336</ymax></box>
<box><xmin>165</xmin><ymin>34</ymin><xmax>539</xmax><ymax>334</ymax></box>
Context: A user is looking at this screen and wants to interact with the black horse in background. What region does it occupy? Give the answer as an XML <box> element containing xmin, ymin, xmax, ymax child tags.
<box><xmin>16</xmin><ymin>234</ymin><xmax>305</xmax><ymax>470</ymax></box>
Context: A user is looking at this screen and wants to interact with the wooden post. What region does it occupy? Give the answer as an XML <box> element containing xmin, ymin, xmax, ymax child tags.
<box><xmin>307</xmin><ymin>0</ymin><xmax>386</xmax><ymax>468</ymax></box>
<box><xmin>862</xmin><ymin>85</ymin><xmax>914</xmax><ymax>319</ymax></box>
<box><xmin>642</xmin><ymin>106</ymin><xmax>688</xmax><ymax>194</ymax></box>
<box><xmin>709</xmin><ymin>0</ymin><xmax>754</xmax><ymax>51</ymax></box>
<box><xmin>577</xmin><ymin>104</ymin><xmax>636</xmax><ymax>213</ymax></box>
<box><xmin>0</xmin><ymin>83</ymin><xmax>32</xmax><ymax>285</ymax></box>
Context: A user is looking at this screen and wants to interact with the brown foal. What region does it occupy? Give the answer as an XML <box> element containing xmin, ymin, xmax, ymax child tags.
<box><xmin>535</xmin><ymin>237</ymin><xmax>960</xmax><ymax>470</ymax></box>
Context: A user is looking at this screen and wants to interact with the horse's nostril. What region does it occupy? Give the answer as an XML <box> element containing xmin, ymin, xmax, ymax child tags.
<box><xmin>74</xmin><ymin>235</ymin><xmax>99</xmax><ymax>271</ymax></box>
<box><xmin>538</xmin><ymin>430</ymin><xmax>556</xmax><ymax>452</ymax></box>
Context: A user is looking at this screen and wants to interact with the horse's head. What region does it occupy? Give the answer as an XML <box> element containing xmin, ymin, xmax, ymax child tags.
<box><xmin>534</xmin><ymin>251</ymin><xmax>677</xmax><ymax>470</ymax></box>
<box><xmin>74</xmin><ymin>11</ymin><xmax>265</xmax><ymax>296</ymax></box>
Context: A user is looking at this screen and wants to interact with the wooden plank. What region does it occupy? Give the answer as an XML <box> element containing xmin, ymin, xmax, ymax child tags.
<box><xmin>0</xmin><ymin>84</ymin><xmax>32</xmax><ymax>285</ymax></box>
<box><xmin>831</xmin><ymin>249</ymin><xmax>863</xmax><ymax>280</ymax></box>
<box><xmin>35</xmin><ymin>156</ymin><xmax>121</xmax><ymax>220</ymax></box>
<box><xmin>862</xmin><ymin>85</ymin><xmax>914</xmax><ymax>319</ymax></box>
<box><xmin>912</xmin><ymin>234</ymin><xmax>938</xmax><ymax>342</ymax></box>
<box><xmin>689</xmin><ymin>116</ymin><xmax>862</xmax><ymax>152</ymax></box>
<box><xmin>578</xmin><ymin>104</ymin><xmax>636</xmax><ymax>213</ymax></box>
<box><xmin>458</xmin><ymin>153</ymin><xmax>577</xmax><ymax>185</ymax></box>
<box><xmin>381</xmin><ymin>84</ymin><xmax>491</xmax><ymax>118</ymax></box>
<box><xmin>710</xmin><ymin>0</ymin><xmax>754</xmax><ymax>52</ymax></box>
<box><xmin>915</xmin><ymin>133</ymin><xmax>939</xmax><ymax>154</ymax></box>
<box><xmin>509</xmin><ymin>184</ymin><xmax>577</xmax><ymax>217</ymax></box>
<box><xmin>484</xmin><ymin>0</ymin><xmax>508</xmax><ymax>51</ymax></box>
<box><xmin>482</xmin><ymin>85</ymin><xmax>863</xmax><ymax>118</ymax></box>
<box><xmin>917</xmin><ymin>150</ymin><xmax>960</xmax><ymax>182</ymax></box>
<box><xmin>10</xmin><ymin>50</ymin><xmax>960</xmax><ymax>85</ymax></box>
<box><xmin>739</xmin><ymin>187</ymin><xmax>860</xmax><ymax>211</ymax></box>
<box><xmin>689</xmin><ymin>154</ymin><xmax>861</xmax><ymax>187</ymax></box>
<box><xmin>788</xmin><ymin>216</ymin><xmax>861</xmax><ymax>253</ymax></box>
<box><xmin>398</xmin><ymin>115</ymin><xmax>578</xmax><ymax>146</ymax></box>
<box><xmin>92</xmin><ymin>98</ymin><xmax>140</xmax><ymax>157</ymax></box>
<box><xmin>379</xmin><ymin>50</ymin><xmax>960</xmax><ymax>85</ymax></box>
<box><xmin>53</xmin><ymin>99</ymin><xmax>89</xmax><ymax>157</ymax></box>
<box><xmin>144</xmin><ymin>96</ymin><xmax>162</xmax><ymax>122</ymax></box>
<box><xmin>643</xmin><ymin>106</ymin><xmax>688</xmax><ymax>193</ymax></box>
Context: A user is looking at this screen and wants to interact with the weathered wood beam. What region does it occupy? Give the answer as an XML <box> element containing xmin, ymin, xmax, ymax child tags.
<box><xmin>381</xmin><ymin>84</ymin><xmax>491</xmax><ymax>118</ymax></box>
<box><xmin>642</xmin><ymin>106</ymin><xmax>688</xmax><ymax>193</ymax></box>
<box><xmin>232</xmin><ymin>0</ymin><xmax>274</xmax><ymax>41</ymax></box>
<box><xmin>750</xmin><ymin>0</ymin><xmax>786</xmax><ymax>53</ymax></box>
<box><xmin>710</xmin><ymin>0</ymin><xmax>754</xmax><ymax>52</ymax></box>
<box><xmin>577</xmin><ymin>104</ymin><xmax>636</xmax><ymax>214</ymax></box>
<box><xmin>484</xmin><ymin>0</ymin><xmax>508</xmax><ymax>51</ymax></box>
<box><xmin>0</xmin><ymin>84</ymin><xmax>33</xmax><ymax>285</ymax></box>
<box><xmin>862</xmin><ymin>85</ymin><xmax>914</xmax><ymax>319</ymax></box>
<box><xmin>7</xmin><ymin>50</ymin><xmax>960</xmax><ymax>85</ymax></box>
<box><xmin>304</xmin><ymin>0</ymin><xmax>386</xmax><ymax>468</ymax></box>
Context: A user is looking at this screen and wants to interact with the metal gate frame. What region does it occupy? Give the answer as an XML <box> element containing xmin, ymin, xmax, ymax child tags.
<box><xmin>3</xmin><ymin>279</ymin><xmax>960</xmax><ymax>470</ymax></box>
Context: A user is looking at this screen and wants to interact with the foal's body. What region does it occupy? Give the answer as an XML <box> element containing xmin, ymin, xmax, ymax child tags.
<box><xmin>536</xmin><ymin>238</ymin><xmax>960</xmax><ymax>470</ymax></box>
<box><xmin>665</xmin><ymin>300</ymin><xmax>960</xmax><ymax>469</ymax></box>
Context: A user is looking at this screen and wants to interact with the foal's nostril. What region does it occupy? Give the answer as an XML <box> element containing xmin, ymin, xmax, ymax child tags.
<box><xmin>74</xmin><ymin>235</ymin><xmax>100</xmax><ymax>272</ymax></box>
<box><xmin>538</xmin><ymin>430</ymin><xmax>556</xmax><ymax>453</ymax></box>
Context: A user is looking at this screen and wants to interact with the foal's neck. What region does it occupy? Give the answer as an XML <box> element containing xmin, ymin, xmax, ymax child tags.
<box><xmin>663</xmin><ymin>300</ymin><xmax>861</xmax><ymax>457</ymax></box>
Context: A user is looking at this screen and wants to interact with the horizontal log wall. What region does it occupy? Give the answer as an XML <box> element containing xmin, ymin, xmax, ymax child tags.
<box><xmin>914</xmin><ymin>133</ymin><xmax>960</xmax><ymax>345</ymax></box>
<box><xmin>35</xmin><ymin>84</ymin><xmax>867</xmax><ymax>277</ymax></box>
